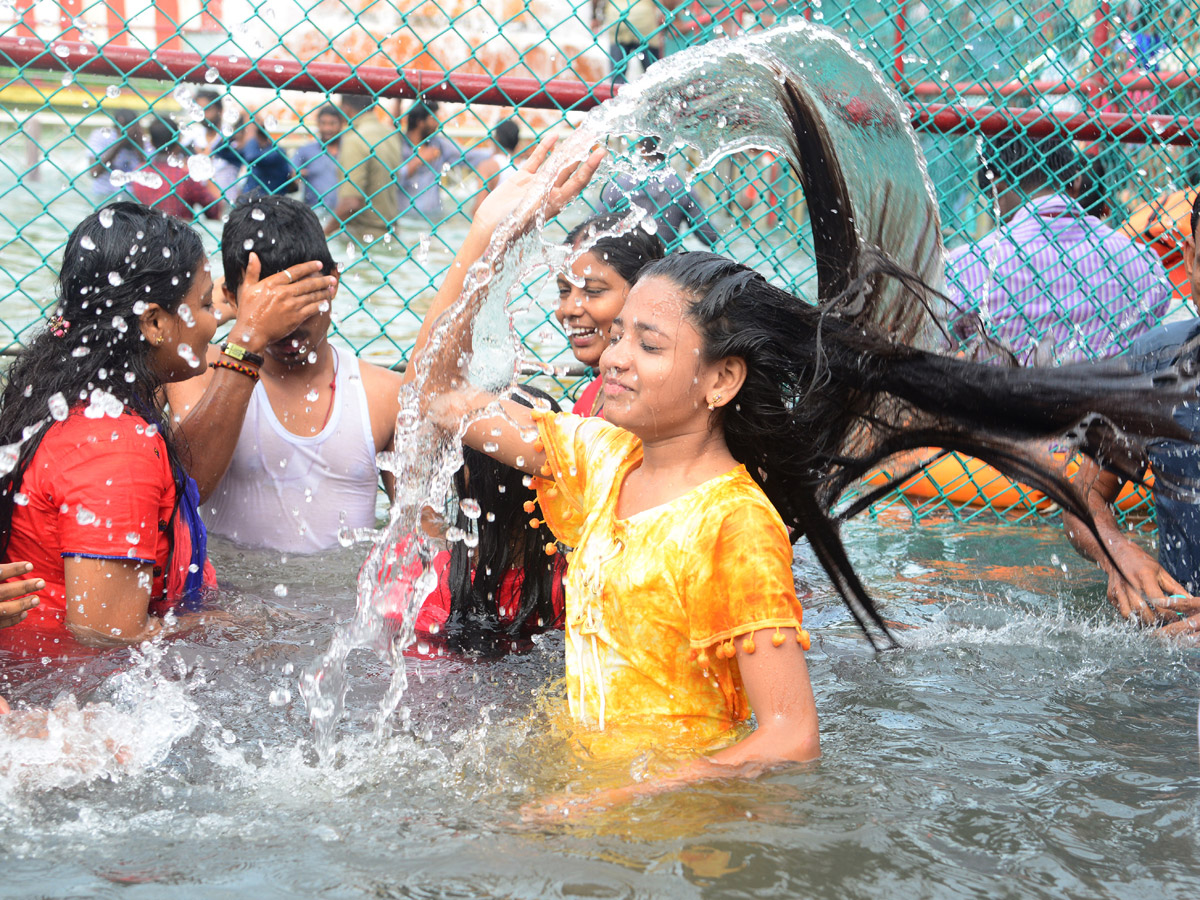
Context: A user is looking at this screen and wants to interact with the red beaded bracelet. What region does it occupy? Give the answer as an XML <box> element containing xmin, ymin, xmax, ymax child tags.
<box><xmin>211</xmin><ymin>358</ymin><xmax>261</xmax><ymax>381</ymax></box>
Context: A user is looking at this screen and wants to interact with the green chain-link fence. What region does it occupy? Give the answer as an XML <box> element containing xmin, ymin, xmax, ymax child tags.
<box><xmin>1</xmin><ymin>0</ymin><xmax>1197</xmax><ymax>528</ymax></box>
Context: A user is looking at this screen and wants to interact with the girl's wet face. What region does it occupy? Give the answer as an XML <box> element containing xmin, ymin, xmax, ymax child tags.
<box><xmin>156</xmin><ymin>260</ymin><xmax>218</xmax><ymax>382</ymax></box>
<box><xmin>598</xmin><ymin>275</ymin><xmax>715</xmax><ymax>438</ymax></box>
<box><xmin>555</xmin><ymin>249</ymin><xmax>629</xmax><ymax>369</ymax></box>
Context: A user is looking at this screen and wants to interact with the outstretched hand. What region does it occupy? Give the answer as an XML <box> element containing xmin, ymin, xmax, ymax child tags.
<box><xmin>1105</xmin><ymin>540</ymin><xmax>1200</xmax><ymax>626</ymax></box>
<box><xmin>226</xmin><ymin>252</ymin><xmax>337</xmax><ymax>354</ymax></box>
<box><xmin>474</xmin><ymin>134</ymin><xmax>606</xmax><ymax>234</ymax></box>
<box><xmin>0</xmin><ymin>561</ymin><xmax>42</xmax><ymax>630</ymax></box>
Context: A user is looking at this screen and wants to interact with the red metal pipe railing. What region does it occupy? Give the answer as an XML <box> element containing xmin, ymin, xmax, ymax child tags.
<box><xmin>906</xmin><ymin>68</ymin><xmax>1200</xmax><ymax>98</ymax></box>
<box><xmin>914</xmin><ymin>102</ymin><xmax>1200</xmax><ymax>147</ymax></box>
<box><xmin>2</xmin><ymin>35</ymin><xmax>1196</xmax><ymax>146</ymax></box>
<box><xmin>0</xmin><ymin>37</ymin><xmax>614</xmax><ymax>110</ymax></box>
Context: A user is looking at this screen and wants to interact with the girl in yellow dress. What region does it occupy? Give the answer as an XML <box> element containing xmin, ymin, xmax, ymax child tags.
<box><xmin>414</xmin><ymin>139</ymin><xmax>1196</xmax><ymax>815</ymax></box>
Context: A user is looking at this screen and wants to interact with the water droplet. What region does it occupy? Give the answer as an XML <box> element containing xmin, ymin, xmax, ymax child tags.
<box><xmin>204</xmin><ymin>66</ymin><xmax>220</xmax><ymax>83</ymax></box>
<box><xmin>445</xmin><ymin>526</ymin><xmax>466</xmax><ymax>543</ymax></box>
<box><xmin>186</xmin><ymin>154</ymin><xmax>215</xmax><ymax>182</ymax></box>
<box><xmin>177</xmin><ymin>304</ymin><xmax>195</xmax><ymax>328</ymax></box>
<box><xmin>13</xmin><ymin>492</ymin><xmax>29</xmax><ymax>506</ymax></box>
<box><xmin>459</xmin><ymin>498</ymin><xmax>481</xmax><ymax>519</ymax></box>
<box><xmin>177</xmin><ymin>344</ymin><xmax>201</xmax><ymax>368</ymax></box>
<box><xmin>80</xmin><ymin>234</ymin><xmax>96</xmax><ymax>251</ymax></box>
<box><xmin>75</xmin><ymin>505</ymin><xmax>97</xmax><ymax>526</ymax></box>
<box><xmin>304</xmin><ymin>389</ymin><xmax>319</xmax><ymax>402</ymax></box>
<box><xmin>48</xmin><ymin>392</ymin><xmax>69</xmax><ymax>421</ymax></box>
<box><xmin>52</xmin><ymin>43</ymin><xmax>70</xmax><ymax>58</ymax></box>
<box><xmin>336</xmin><ymin>527</ymin><xmax>354</xmax><ymax>548</ymax></box>
<box><xmin>269</xmin><ymin>687</ymin><xmax>292</xmax><ymax>706</ymax></box>
<box><xmin>105</xmin><ymin>84</ymin><xmax>120</xmax><ymax>99</ymax></box>
<box><xmin>125</xmin><ymin>532</ymin><xmax>140</xmax><ymax>543</ymax></box>
<box><xmin>251</xmin><ymin>207</ymin><xmax>266</xmax><ymax>221</ymax></box>
<box><xmin>396</xmin><ymin>408</ymin><xmax>420</xmax><ymax>432</ymax></box>
<box><xmin>107</xmin><ymin>271</ymin><xmax>123</xmax><ymax>286</ymax></box>
<box><xmin>483</xmin><ymin>441</ymin><xmax>499</xmax><ymax>453</ymax></box>
<box><xmin>98</xmin><ymin>208</ymin><xmax>114</xmax><ymax>228</ymax></box>
<box><xmin>274</xmin><ymin>584</ymin><xmax>288</xmax><ymax>597</ymax></box>
<box><xmin>242</xmin><ymin>239</ymin><xmax>254</xmax><ymax>251</ymax></box>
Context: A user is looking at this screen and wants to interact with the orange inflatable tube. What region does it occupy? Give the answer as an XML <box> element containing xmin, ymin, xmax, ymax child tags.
<box><xmin>864</xmin><ymin>452</ymin><xmax>1153</xmax><ymax>514</ymax></box>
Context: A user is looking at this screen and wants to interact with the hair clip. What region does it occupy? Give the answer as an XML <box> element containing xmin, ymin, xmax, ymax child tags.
<box><xmin>48</xmin><ymin>313</ymin><xmax>70</xmax><ymax>337</ymax></box>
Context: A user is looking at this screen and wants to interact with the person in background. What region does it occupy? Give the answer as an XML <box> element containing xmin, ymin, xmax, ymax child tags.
<box><xmin>132</xmin><ymin>117</ymin><xmax>222</xmax><ymax>223</ymax></box>
<box><xmin>600</xmin><ymin>137</ymin><xmax>720</xmax><ymax>249</ymax></box>
<box><xmin>1069</xmin><ymin>152</ymin><xmax>1112</xmax><ymax>221</ymax></box>
<box><xmin>396</xmin><ymin>100</ymin><xmax>465</xmax><ymax>223</ymax></box>
<box><xmin>325</xmin><ymin>93</ymin><xmax>402</xmax><ymax>247</ymax></box>
<box><xmin>592</xmin><ymin>0</ymin><xmax>664</xmax><ymax>83</ymax></box>
<box><xmin>381</xmin><ymin>388</ymin><xmax>566</xmax><ymax>659</ymax></box>
<box><xmin>167</xmin><ymin>197</ymin><xmax>404</xmax><ymax>553</ymax></box>
<box><xmin>556</xmin><ymin>212</ymin><xmax>665</xmax><ymax>417</ymax></box>
<box><xmin>87</xmin><ymin>108</ymin><xmax>145</xmax><ymax>201</ymax></box>
<box><xmin>469</xmin><ymin>118</ymin><xmax>521</xmax><ymax>216</ymax></box>
<box><xmin>293</xmin><ymin>104</ymin><xmax>345</xmax><ymax>218</ymax></box>
<box><xmin>190</xmin><ymin>90</ymin><xmax>242</xmax><ymax>198</ymax></box>
<box><xmin>218</xmin><ymin>118</ymin><xmax>296</xmax><ymax>199</ymax></box>
<box><xmin>1063</xmin><ymin>189</ymin><xmax>1200</xmax><ymax>634</ymax></box>
<box><xmin>946</xmin><ymin>131</ymin><xmax>1170</xmax><ymax>364</ymax></box>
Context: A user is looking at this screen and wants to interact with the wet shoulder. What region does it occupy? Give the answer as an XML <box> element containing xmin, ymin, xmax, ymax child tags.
<box><xmin>682</xmin><ymin>466</ymin><xmax>789</xmax><ymax>544</ymax></box>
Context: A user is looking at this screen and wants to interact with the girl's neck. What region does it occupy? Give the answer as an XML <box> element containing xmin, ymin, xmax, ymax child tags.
<box><xmin>617</xmin><ymin>424</ymin><xmax>739</xmax><ymax>520</ymax></box>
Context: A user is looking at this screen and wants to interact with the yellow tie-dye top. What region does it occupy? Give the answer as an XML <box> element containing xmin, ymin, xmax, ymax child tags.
<box><xmin>532</xmin><ymin>411</ymin><xmax>809</xmax><ymax>743</ymax></box>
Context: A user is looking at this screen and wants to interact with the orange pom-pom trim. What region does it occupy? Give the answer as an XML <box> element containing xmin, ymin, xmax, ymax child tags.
<box><xmin>771</xmin><ymin>629</ymin><xmax>785</xmax><ymax>647</ymax></box>
<box><xmin>796</xmin><ymin>628</ymin><xmax>811</xmax><ymax>651</ymax></box>
<box><xmin>523</xmin><ymin>500</ymin><xmax>536</xmax><ymax>514</ymax></box>
<box><xmin>529</xmin><ymin>517</ymin><xmax>541</xmax><ymax>529</ymax></box>
<box><xmin>539</xmin><ymin>463</ymin><xmax>552</xmax><ymax>477</ymax></box>
<box><xmin>741</xmin><ymin>636</ymin><xmax>756</xmax><ymax>654</ymax></box>
<box><xmin>696</xmin><ymin>650</ymin><xmax>709</xmax><ymax>668</ymax></box>
<box><xmin>544</xmin><ymin>542</ymin><xmax>557</xmax><ymax>556</ymax></box>
<box><xmin>533</xmin><ymin>440</ymin><xmax>544</xmax><ymax>453</ymax></box>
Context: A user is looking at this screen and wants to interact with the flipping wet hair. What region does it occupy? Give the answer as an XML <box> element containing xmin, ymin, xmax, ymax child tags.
<box><xmin>637</xmin><ymin>250</ymin><xmax>1200</xmax><ymax>649</ymax></box>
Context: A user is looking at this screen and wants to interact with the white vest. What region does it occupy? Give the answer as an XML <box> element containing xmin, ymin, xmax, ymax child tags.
<box><xmin>205</xmin><ymin>347</ymin><xmax>380</xmax><ymax>552</ymax></box>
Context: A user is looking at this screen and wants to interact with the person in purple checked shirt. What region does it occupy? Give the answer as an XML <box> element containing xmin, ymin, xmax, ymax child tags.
<box><xmin>946</xmin><ymin>131</ymin><xmax>1170</xmax><ymax>366</ymax></box>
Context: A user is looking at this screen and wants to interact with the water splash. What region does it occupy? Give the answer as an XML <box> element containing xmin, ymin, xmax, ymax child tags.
<box><xmin>301</xmin><ymin>20</ymin><xmax>947</xmax><ymax>758</ymax></box>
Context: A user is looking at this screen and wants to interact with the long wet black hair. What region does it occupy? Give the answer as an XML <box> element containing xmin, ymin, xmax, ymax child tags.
<box><xmin>0</xmin><ymin>202</ymin><xmax>206</xmax><ymax>557</ymax></box>
<box><xmin>637</xmin><ymin>251</ymin><xmax>1199</xmax><ymax>649</ymax></box>
<box><xmin>565</xmin><ymin>212</ymin><xmax>665</xmax><ymax>285</ymax></box>
<box><xmin>443</xmin><ymin>387</ymin><xmax>564</xmax><ymax>656</ymax></box>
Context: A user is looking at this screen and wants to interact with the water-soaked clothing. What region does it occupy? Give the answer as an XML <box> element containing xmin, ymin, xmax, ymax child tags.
<box><xmin>1</xmin><ymin>410</ymin><xmax>215</xmax><ymax>658</ymax></box>
<box><xmin>203</xmin><ymin>347</ymin><xmax>380</xmax><ymax>553</ymax></box>
<box><xmin>531</xmin><ymin>411</ymin><xmax>807</xmax><ymax>743</ymax></box>
<box><xmin>1128</xmin><ymin>318</ymin><xmax>1200</xmax><ymax>591</ymax></box>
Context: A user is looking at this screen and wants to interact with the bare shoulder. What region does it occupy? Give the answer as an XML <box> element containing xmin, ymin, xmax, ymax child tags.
<box><xmin>357</xmin><ymin>359</ymin><xmax>405</xmax><ymax>450</ymax></box>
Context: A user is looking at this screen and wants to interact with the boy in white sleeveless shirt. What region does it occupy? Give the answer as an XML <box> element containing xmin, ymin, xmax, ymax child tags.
<box><xmin>166</xmin><ymin>197</ymin><xmax>404</xmax><ymax>552</ymax></box>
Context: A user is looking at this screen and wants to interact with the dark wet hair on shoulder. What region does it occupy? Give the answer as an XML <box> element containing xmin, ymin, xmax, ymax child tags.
<box><xmin>0</xmin><ymin>202</ymin><xmax>205</xmax><ymax>556</ymax></box>
<box><xmin>565</xmin><ymin>212</ymin><xmax>665</xmax><ymax>285</ymax></box>
<box><xmin>639</xmin><ymin>250</ymin><xmax>1200</xmax><ymax>650</ymax></box>
<box><xmin>444</xmin><ymin>385</ymin><xmax>564</xmax><ymax>657</ymax></box>
<box><xmin>221</xmin><ymin>196</ymin><xmax>336</xmax><ymax>297</ymax></box>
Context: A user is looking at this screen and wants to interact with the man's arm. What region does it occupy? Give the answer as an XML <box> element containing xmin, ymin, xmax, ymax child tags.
<box><xmin>1063</xmin><ymin>457</ymin><xmax>1200</xmax><ymax>625</ymax></box>
<box><xmin>326</xmin><ymin>135</ymin><xmax>368</xmax><ymax>235</ymax></box>
<box><xmin>359</xmin><ymin>361</ymin><xmax>406</xmax><ymax>501</ymax></box>
<box><xmin>165</xmin><ymin>254</ymin><xmax>336</xmax><ymax>501</ymax></box>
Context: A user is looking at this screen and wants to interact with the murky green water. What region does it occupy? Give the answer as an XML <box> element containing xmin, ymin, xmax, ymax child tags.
<box><xmin>2</xmin><ymin>515</ymin><xmax>1198</xmax><ymax>900</ymax></box>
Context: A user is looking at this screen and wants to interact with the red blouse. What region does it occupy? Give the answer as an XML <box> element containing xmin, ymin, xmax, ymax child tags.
<box><xmin>1</xmin><ymin>411</ymin><xmax>209</xmax><ymax>658</ymax></box>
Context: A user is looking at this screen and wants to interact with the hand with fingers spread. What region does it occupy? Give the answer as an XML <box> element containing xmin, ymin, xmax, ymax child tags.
<box><xmin>225</xmin><ymin>252</ymin><xmax>337</xmax><ymax>355</ymax></box>
<box><xmin>0</xmin><ymin>561</ymin><xmax>43</xmax><ymax>715</ymax></box>
<box><xmin>0</xmin><ymin>561</ymin><xmax>42</xmax><ymax>631</ymax></box>
<box><xmin>473</xmin><ymin>134</ymin><xmax>606</xmax><ymax>237</ymax></box>
<box><xmin>1102</xmin><ymin>539</ymin><xmax>1200</xmax><ymax>626</ymax></box>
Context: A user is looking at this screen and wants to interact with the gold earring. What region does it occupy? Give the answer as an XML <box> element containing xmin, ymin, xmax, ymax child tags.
<box><xmin>156</xmin><ymin>335</ymin><xmax>164</xmax><ymax>345</ymax></box>
<box><xmin>707</xmin><ymin>393</ymin><xmax>721</xmax><ymax>411</ymax></box>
